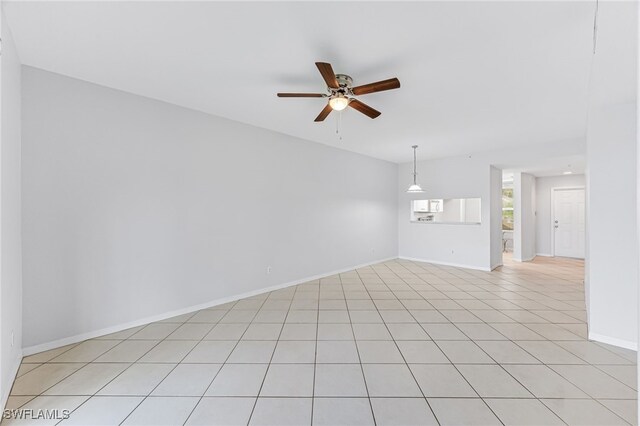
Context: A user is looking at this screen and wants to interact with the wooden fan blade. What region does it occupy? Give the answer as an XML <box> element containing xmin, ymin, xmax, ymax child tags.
<box><xmin>277</xmin><ymin>93</ymin><xmax>325</xmax><ymax>97</ymax></box>
<box><xmin>348</xmin><ymin>99</ymin><xmax>381</xmax><ymax>119</ymax></box>
<box><xmin>314</xmin><ymin>103</ymin><xmax>333</xmax><ymax>122</ymax></box>
<box><xmin>315</xmin><ymin>62</ymin><xmax>339</xmax><ymax>89</ymax></box>
<box><xmin>352</xmin><ymin>78</ymin><xmax>400</xmax><ymax>96</ymax></box>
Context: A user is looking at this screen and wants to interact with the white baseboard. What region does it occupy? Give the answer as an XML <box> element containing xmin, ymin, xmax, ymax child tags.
<box><xmin>23</xmin><ymin>256</ymin><xmax>397</xmax><ymax>356</ymax></box>
<box><xmin>512</xmin><ymin>255</ymin><xmax>536</xmax><ymax>262</ymax></box>
<box><xmin>536</xmin><ymin>253</ymin><xmax>554</xmax><ymax>257</ymax></box>
<box><xmin>1</xmin><ymin>352</ymin><xmax>22</xmax><ymax>410</ymax></box>
<box><xmin>398</xmin><ymin>256</ymin><xmax>491</xmax><ymax>272</ymax></box>
<box><xmin>589</xmin><ymin>332</ymin><xmax>638</xmax><ymax>351</ymax></box>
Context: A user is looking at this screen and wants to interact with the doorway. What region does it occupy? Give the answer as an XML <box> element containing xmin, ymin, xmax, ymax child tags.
<box><xmin>552</xmin><ymin>187</ymin><xmax>585</xmax><ymax>258</ymax></box>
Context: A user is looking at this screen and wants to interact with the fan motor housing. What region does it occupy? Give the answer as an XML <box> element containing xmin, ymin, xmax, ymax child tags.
<box><xmin>335</xmin><ymin>74</ymin><xmax>353</xmax><ymax>88</ymax></box>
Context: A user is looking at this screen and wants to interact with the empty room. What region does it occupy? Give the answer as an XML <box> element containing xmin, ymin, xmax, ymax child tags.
<box><xmin>0</xmin><ymin>1</ymin><xmax>638</xmax><ymax>425</ymax></box>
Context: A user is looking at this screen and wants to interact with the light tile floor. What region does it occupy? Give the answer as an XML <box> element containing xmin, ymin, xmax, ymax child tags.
<box><xmin>4</xmin><ymin>256</ymin><xmax>637</xmax><ymax>425</ymax></box>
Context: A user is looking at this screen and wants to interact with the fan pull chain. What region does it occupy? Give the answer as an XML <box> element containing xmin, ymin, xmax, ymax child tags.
<box><xmin>336</xmin><ymin>110</ymin><xmax>343</xmax><ymax>141</ymax></box>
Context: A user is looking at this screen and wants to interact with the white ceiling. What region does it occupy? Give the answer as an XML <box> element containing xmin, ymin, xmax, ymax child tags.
<box><xmin>1</xmin><ymin>1</ymin><xmax>624</xmax><ymax>163</ymax></box>
<box><xmin>503</xmin><ymin>155</ymin><xmax>587</xmax><ymax>178</ymax></box>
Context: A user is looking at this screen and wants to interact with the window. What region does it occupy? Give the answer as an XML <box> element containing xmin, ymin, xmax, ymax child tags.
<box><xmin>502</xmin><ymin>188</ymin><xmax>514</xmax><ymax>230</ymax></box>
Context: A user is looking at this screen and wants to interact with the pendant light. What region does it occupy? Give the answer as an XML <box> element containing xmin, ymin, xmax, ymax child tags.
<box><xmin>407</xmin><ymin>145</ymin><xmax>424</xmax><ymax>193</ymax></box>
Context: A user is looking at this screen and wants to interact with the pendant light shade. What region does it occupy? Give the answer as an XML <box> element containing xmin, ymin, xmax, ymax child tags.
<box><xmin>406</xmin><ymin>145</ymin><xmax>424</xmax><ymax>193</ymax></box>
<box><xmin>406</xmin><ymin>183</ymin><xmax>424</xmax><ymax>193</ymax></box>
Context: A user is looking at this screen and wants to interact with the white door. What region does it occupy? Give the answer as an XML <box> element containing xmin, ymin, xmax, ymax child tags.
<box><xmin>553</xmin><ymin>188</ymin><xmax>585</xmax><ymax>258</ymax></box>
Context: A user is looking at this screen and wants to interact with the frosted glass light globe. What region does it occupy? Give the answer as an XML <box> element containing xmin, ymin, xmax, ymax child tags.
<box><xmin>329</xmin><ymin>96</ymin><xmax>349</xmax><ymax>111</ymax></box>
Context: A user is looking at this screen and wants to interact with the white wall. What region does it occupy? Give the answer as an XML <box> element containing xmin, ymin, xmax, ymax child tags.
<box><xmin>524</xmin><ymin>175</ymin><xmax>536</xmax><ymax>261</ymax></box>
<box><xmin>587</xmin><ymin>102</ymin><xmax>638</xmax><ymax>349</ymax></box>
<box><xmin>0</xmin><ymin>9</ymin><xmax>23</xmax><ymax>406</ymax></box>
<box><xmin>585</xmin><ymin>1</ymin><xmax>638</xmax><ymax>350</ymax></box>
<box><xmin>637</xmin><ymin>0</ymin><xmax>640</xmax><ymax>409</ymax></box>
<box><xmin>398</xmin><ymin>155</ymin><xmax>493</xmax><ymax>270</ymax></box>
<box><xmin>535</xmin><ymin>174</ymin><xmax>585</xmax><ymax>256</ymax></box>
<box><xmin>513</xmin><ymin>172</ymin><xmax>536</xmax><ymax>262</ymax></box>
<box><xmin>490</xmin><ymin>166</ymin><xmax>503</xmax><ymax>269</ymax></box>
<box><xmin>21</xmin><ymin>67</ymin><xmax>399</xmax><ymax>350</ymax></box>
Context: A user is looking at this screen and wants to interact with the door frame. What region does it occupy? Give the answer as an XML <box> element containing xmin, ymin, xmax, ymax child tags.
<box><xmin>551</xmin><ymin>186</ymin><xmax>586</xmax><ymax>257</ymax></box>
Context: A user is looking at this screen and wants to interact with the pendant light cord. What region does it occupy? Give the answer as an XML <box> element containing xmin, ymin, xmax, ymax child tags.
<box><xmin>406</xmin><ymin>145</ymin><xmax>424</xmax><ymax>193</ymax></box>
<box><xmin>412</xmin><ymin>145</ymin><xmax>418</xmax><ymax>184</ymax></box>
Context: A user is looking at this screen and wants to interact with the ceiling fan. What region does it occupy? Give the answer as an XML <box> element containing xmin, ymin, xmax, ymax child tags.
<box><xmin>277</xmin><ymin>62</ymin><xmax>400</xmax><ymax>122</ymax></box>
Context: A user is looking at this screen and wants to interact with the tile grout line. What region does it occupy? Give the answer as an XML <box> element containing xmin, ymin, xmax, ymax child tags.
<box><xmin>367</xmin><ymin>262</ymin><xmax>484</xmax><ymax>424</ymax></box>
<box><xmin>43</xmin><ymin>335</ymin><xmax>170</xmax><ymax>424</ymax></box>
<box><xmin>310</xmin><ymin>276</ymin><xmax>321</xmax><ymax>425</ymax></box>
<box><xmin>393</xmin><ymin>260</ymin><xmax>563</xmax><ymax>425</ymax></box>
<box><xmin>355</xmin><ymin>265</ymin><xmax>443</xmax><ymax>426</ymax></box>
<box><xmin>397</xmin><ymin>259</ymin><xmax>631</xmax><ymax>425</ymax></box>
<box><xmin>117</xmin><ymin>304</ymin><xmax>243</xmax><ymax>425</ymax></box>
<box><xmin>179</xmin><ymin>298</ymin><xmax>267</xmax><ymax>425</ymax></box>
<box><xmin>244</xmin><ymin>284</ymin><xmax>295</xmax><ymax>425</ymax></box>
<box><xmin>393</xmin><ymin>261</ymin><xmax>593</xmax><ymax>414</ymax></box>
<box><xmin>420</xmin><ymin>266</ymin><xmax>635</xmax><ymax>392</ymax></box>
<box><xmin>50</xmin><ymin>322</ymin><xmax>194</xmax><ymax>425</ymax></box>
<box><xmin>339</xmin><ymin>271</ymin><xmax>378</xmax><ymax>426</ymax></box>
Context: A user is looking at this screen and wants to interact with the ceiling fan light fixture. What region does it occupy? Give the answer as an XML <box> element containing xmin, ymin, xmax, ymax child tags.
<box><xmin>277</xmin><ymin>62</ymin><xmax>399</xmax><ymax>121</ymax></box>
<box><xmin>329</xmin><ymin>95</ymin><xmax>349</xmax><ymax>111</ymax></box>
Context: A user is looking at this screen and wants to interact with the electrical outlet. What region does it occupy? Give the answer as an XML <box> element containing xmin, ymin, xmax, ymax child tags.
<box><xmin>267</xmin><ymin>266</ymin><xmax>272</xmax><ymax>274</ymax></box>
